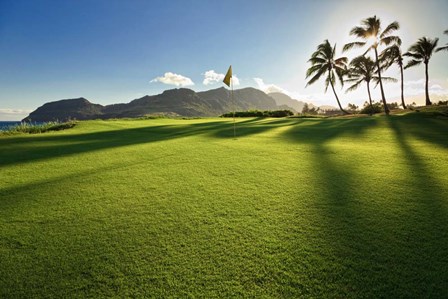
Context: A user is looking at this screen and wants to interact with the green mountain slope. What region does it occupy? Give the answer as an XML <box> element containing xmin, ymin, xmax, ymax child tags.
<box><xmin>23</xmin><ymin>87</ymin><xmax>284</xmax><ymax>121</ymax></box>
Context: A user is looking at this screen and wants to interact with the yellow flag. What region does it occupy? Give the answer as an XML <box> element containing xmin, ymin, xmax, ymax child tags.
<box><xmin>223</xmin><ymin>65</ymin><xmax>232</xmax><ymax>87</ymax></box>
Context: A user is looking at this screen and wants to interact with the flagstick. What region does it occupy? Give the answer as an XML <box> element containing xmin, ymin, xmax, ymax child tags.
<box><xmin>232</xmin><ymin>77</ymin><xmax>236</xmax><ymax>139</ymax></box>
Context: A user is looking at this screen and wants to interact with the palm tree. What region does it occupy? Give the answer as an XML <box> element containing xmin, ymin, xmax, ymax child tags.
<box><xmin>436</xmin><ymin>29</ymin><xmax>448</xmax><ymax>52</ymax></box>
<box><xmin>306</xmin><ymin>40</ymin><xmax>349</xmax><ymax>114</ymax></box>
<box><xmin>343</xmin><ymin>16</ymin><xmax>401</xmax><ymax>115</ymax></box>
<box><xmin>404</xmin><ymin>37</ymin><xmax>439</xmax><ymax>106</ymax></box>
<box><xmin>345</xmin><ymin>56</ymin><xmax>396</xmax><ymax>114</ymax></box>
<box><xmin>380</xmin><ymin>45</ymin><xmax>406</xmax><ymax>109</ymax></box>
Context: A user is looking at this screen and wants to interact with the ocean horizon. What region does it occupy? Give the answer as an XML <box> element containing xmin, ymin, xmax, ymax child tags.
<box><xmin>0</xmin><ymin>121</ymin><xmax>21</xmax><ymax>130</ymax></box>
<box><xmin>0</xmin><ymin>121</ymin><xmax>50</xmax><ymax>131</ymax></box>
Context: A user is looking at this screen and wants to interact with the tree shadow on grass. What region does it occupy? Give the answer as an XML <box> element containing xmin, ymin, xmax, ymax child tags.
<box><xmin>0</xmin><ymin>118</ymin><xmax>293</xmax><ymax>168</ymax></box>
<box><xmin>389</xmin><ymin>113</ymin><xmax>448</xmax><ymax>149</ymax></box>
<box><xmin>210</xmin><ymin>118</ymin><xmax>300</xmax><ymax>139</ymax></box>
<box><xmin>383</xmin><ymin>117</ymin><xmax>448</xmax><ymax>295</ymax></box>
<box><xmin>279</xmin><ymin>117</ymin><xmax>383</xmax><ymax>296</ymax></box>
<box><xmin>278</xmin><ymin>116</ymin><xmax>448</xmax><ymax>297</ymax></box>
<box><xmin>282</xmin><ymin>117</ymin><xmax>378</xmax><ymax>144</ymax></box>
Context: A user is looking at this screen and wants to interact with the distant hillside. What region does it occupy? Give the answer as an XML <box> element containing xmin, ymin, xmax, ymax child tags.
<box><xmin>198</xmin><ymin>87</ymin><xmax>279</xmax><ymax>115</ymax></box>
<box><xmin>319</xmin><ymin>105</ymin><xmax>338</xmax><ymax>111</ymax></box>
<box><xmin>23</xmin><ymin>87</ymin><xmax>288</xmax><ymax>122</ymax></box>
<box><xmin>25</xmin><ymin>98</ymin><xmax>104</xmax><ymax>122</ymax></box>
<box><xmin>268</xmin><ymin>92</ymin><xmax>305</xmax><ymax>113</ymax></box>
<box><xmin>268</xmin><ymin>92</ymin><xmax>337</xmax><ymax>113</ymax></box>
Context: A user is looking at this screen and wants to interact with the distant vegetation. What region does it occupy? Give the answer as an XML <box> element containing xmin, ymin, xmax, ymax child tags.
<box><xmin>221</xmin><ymin>110</ymin><xmax>294</xmax><ymax>118</ymax></box>
<box><xmin>0</xmin><ymin>120</ymin><xmax>76</xmax><ymax>135</ymax></box>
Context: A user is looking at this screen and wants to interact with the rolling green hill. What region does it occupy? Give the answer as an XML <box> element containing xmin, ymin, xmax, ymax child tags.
<box><xmin>1</xmin><ymin>113</ymin><xmax>447</xmax><ymax>297</ymax></box>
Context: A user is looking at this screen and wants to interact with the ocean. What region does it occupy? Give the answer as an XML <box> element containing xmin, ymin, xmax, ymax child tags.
<box><xmin>0</xmin><ymin>121</ymin><xmax>21</xmax><ymax>131</ymax></box>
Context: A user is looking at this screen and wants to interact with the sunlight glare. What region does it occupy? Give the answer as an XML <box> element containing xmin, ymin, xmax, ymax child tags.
<box><xmin>367</xmin><ymin>35</ymin><xmax>378</xmax><ymax>48</ymax></box>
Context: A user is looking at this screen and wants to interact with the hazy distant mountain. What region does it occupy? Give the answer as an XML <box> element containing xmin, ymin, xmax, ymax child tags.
<box><xmin>318</xmin><ymin>105</ymin><xmax>338</xmax><ymax>111</ymax></box>
<box><xmin>23</xmin><ymin>87</ymin><xmax>287</xmax><ymax>122</ymax></box>
<box><xmin>268</xmin><ymin>92</ymin><xmax>305</xmax><ymax>113</ymax></box>
<box><xmin>267</xmin><ymin>92</ymin><xmax>337</xmax><ymax>112</ymax></box>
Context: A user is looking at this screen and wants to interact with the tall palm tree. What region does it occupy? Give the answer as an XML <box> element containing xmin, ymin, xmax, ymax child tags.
<box><xmin>436</xmin><ymin>29</ymin><xmax>448</xmax><ymax>52</ymax></box>
<box><xmin>306</xmin><ymin>40</ymin><xmax>349</xmax><ymax>114</ymax></box>
<box><xmin>380</xmin><ymin>45</ymin><xmax>406</xmax><ymax>109</ymax></box>
<box><xmin>345</xmin><ymin>56</ymin><xmax>396</xmax><ymax>114</ymax></box>
<box><xmin>343</xmin><ymin>16</ymin><xmax>401</xmax><ymax>115</ymax></box>
<box><xmin>404</xmin><ymin>37</ymin><xmax>439</xmax><ymax>106</ymax></box>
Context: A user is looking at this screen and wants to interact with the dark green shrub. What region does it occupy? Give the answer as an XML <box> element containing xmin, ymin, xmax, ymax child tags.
<box><xmin>221</xmin><ymin>110</ymin><xmax>293</xmax><ymax>118</ymax></box>
<box><xmin>360</xmin><ymin>102</ymin><xmax>382</xmax><ymax>114</ymax></box>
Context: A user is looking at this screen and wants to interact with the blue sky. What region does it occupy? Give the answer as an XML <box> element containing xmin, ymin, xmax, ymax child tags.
<box><xmin>1</xmin><ymin>0</ymin><xmax>447</xmax><ymax>120</ymax></box>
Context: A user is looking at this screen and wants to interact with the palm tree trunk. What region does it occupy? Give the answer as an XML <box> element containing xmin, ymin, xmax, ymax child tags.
<box><xmin>330</xmin><ymin>80</ymin><xmax>349</xmax><ymax>114</ymax></box>
<box><xmin>374</xmin><ymin>48</ymin><xmax>390</xmax><ymax>115</ymax></box>
<box><xmin>400</xmin><ymin>63</ymin><xmax>406</xmax><ymax>109</ymax></box>
<box><xmin>367</xmin><ymin>81</ymin><xmax>373</xmax><ymax>115</ymax></box>
<box><xmin>425</xmin><ymin>62</ymin><xmax>432</xmax><ymax>105</ymax></box>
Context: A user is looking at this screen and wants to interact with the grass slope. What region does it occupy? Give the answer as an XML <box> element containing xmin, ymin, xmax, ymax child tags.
<box><xmin>1</xmin><ymin>114</ymin><xmax>447</xmax><ymax>297</ymax></box>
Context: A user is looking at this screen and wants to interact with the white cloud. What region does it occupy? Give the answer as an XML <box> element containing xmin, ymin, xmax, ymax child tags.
<box><xmin>253</xmin><ymin>78</ymin><xmax>288</xmax><ymax>94</ymax></box>
<box><xmin>231</xmin><ymin>76</ymin><xmax>240</xmax><ymax>86</ymax></box>
<box><xmin>404</xmin><ymin>79</ymin><xmax>425</xmax><ymax>88</ymax></box>
<box><xmin>0</xmin><ymin>109</ymin><xmax>32</xmax><ymax>115</ymax></box>
<box><xmin>403</xmin><ymin>79</ymin><xmax>448</xmax><ymax>96</ymax></box>
<box><xmin>430</xmin><ymin>84</ymin><xmax>443</xmax><ymax>91</ymax></box>
<box><xmin>203</xmin><ymin>70</ymin><xmax>240</xmax><ymax>86</ymax></box>
<box><xmin>150</xmin><ymin>72</ymin><xmax>194</xmax><ymax>87</ymax></box>
<box><xmin>203</xmin><ymin>70</ymin><xmax>224</xmax><ymax>85</ymax></box>
<box><xmin>0</xmin><ymin>109</ymin><xmax>32</xmax><ymax>121</ymax></box>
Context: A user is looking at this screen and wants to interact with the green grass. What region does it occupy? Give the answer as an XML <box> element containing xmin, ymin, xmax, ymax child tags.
<box><xmin>1</xmin><ymin>113</ymin><xmax>447</xmax><ymax>297</ymax></box>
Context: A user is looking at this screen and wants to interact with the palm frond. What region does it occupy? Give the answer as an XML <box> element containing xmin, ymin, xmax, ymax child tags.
<box><xmin>310</xmin><ymin>50</ymin><xmax>326</xmax><ymax>60</ymax></box>
<box><xmin>345</xmin><ymin>79</ymin><xmax>363</xmax><ymax>93</ymax></box>
<box><xmin>307</xmin><ymin>57</ymin><xmax>326</xmax><ymax>65</ymax></box>
<box><xmin>334</xmin><ymin>57</ymin><xmax>348</xmax><ymax>65</ymax></box>
<box><xmin>345</xmin><ymin>78</ymin><xmax>362</xmax><ymax>83</ymax></box>
<box><xmin>404</xmin><ymin>59</ymin><xmax>422</xmax><ymax>69</ymax></box>
<box><xmin>335</xmin><ymin>67</ymin><xmax>346</xmax><ymax>87</ymax></box>
<box><xmin>380</xmin><ymin>76</ymin><xmax>398</xmax><ymax>83</ymax></box>
<box><xmin>408</xmin><ymin>39</ymin><xmax>424</xmax><ymax>53</ymax></box>
<box><xmin>306</xmin><ymin>64</ymin><xmax>325</xmax><ymax>78</ymax></box>
<box><xmin>431</xmin><ymin>38</ymin><xmax>439</xmax><ymax>51</ymax></box>
<box><xmin>343</xmin><ymin>42</ymin><xmax>366</xmax><ymax>52</ymax></box>
<box><xmin>371</xmin><ymin>76</ymin><xmax>396</xmax><ymax>88</ymax></box>
<box><xmin>324</xmin><ymin>74</ymin><xmax>331</xmax><ymax>92</ymax></box>
<box><xmin>381</xmin><ymin>36</ymin><xmax>401</xmax><ymax>46</ymax></box>
<box><xmin>306</xmin><ymin>65</ymin><xmax>328</xmax><ymax>86</ymax></box>
<box><xmin>403</xmin><ymin>52</ymin><xmax>423</xmax><ymax>59</ymax></box>
<box><xmin>361</xmin><ymin>16</ymin><xmax>380</xmax><ymax>37</ymax></box>
<box><xmin>349</xmin><ymin>55</ymin><xmax>376</xmax><ymax>75</ymax></box>
<box><xmin>349</xmin><ymin>26</ymin><xmax>368</xmax><ymax>38</ymax></box>
<box><xmin>405</xmin><ymin>37</ymin><xmax>439</xmax><ymax>61</ymax></box>
<box><xmin>436</xmin><ymin>45</ymin><xmax>448</xmax><ymax>52</ymax></box>
<box><xmin>332</xmin><ymin>43</ymin><xmax>337</xmax><ymax>58</ymax></box>
<box><xmin>380</xmin><ymin>45</ymin><xmax>402</xmax><ymax>69</ymax></box>
<box><xmin>380</xmin><ymin>21</ymin><xmax>400</xmax><ymax>38</ymax></box>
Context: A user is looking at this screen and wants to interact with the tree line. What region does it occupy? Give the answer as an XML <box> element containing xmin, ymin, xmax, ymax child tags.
<box><xmin>306</xmin><ymin>15</ymin><xmax>448</xmax><ymax>115</ymax></box>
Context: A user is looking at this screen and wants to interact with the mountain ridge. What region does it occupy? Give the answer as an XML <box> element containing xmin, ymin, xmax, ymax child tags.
<box><xmin>23</xmin><ymin>87</ymin><xmax>292</xmax><ymax>122</ymax></box>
